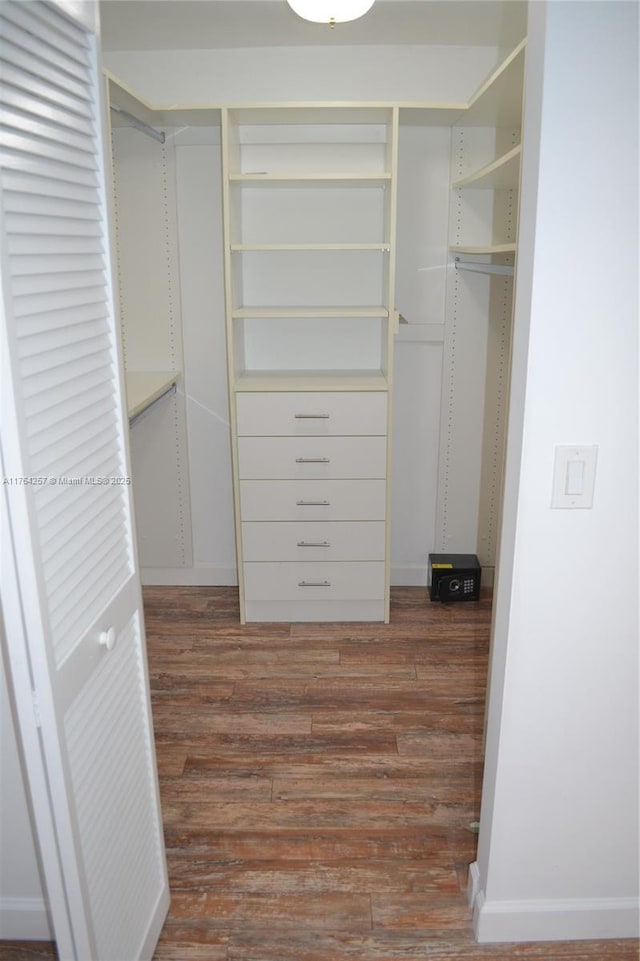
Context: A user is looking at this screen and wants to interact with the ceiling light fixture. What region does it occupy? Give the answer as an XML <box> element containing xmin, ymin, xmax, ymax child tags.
<box><xmin>286</xmin><ymin>0</ymin><xmax>376</xmax><ymax>25</ymax></box>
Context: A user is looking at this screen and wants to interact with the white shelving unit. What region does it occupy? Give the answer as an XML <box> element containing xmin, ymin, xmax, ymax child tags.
<box><xmin>437</xmin><ymin>41</ymin><xmax>526</xmax><ymax>580</ymax></box>
<box><xmin>101</xmin><ymin>39</ymin><xmax>527</xmax><ymax>604</ymax></box>
<box><xmin>221</xmin><ymin>105</ymin><xmax>399</xmax><ymax>622</ymax></box>
<box><xmin>106</xmin><ymin>75</ymin><xmax>194</xmax><ymax>574</ymax></box>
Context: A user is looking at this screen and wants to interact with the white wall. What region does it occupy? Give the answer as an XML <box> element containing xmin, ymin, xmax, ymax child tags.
<box><xmin>0</xmin><ymin>620</ymin><xmax>51</xmax><ymax>940</ymax></box>
<box><xmin>471</xmin><ymin>0</ymin><xmax>639</xmax><ymax>942</ymax></box>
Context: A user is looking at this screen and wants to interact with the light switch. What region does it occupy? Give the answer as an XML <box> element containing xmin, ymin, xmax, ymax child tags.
<box><xmin>551</xmin><ymin>445</ymin><xmax>598</xmax><ymax>509</ymax></box>
<box><xmin>565</xmin><ymin>458</ymin><xmax>585</xmax><ymax>496</ymax></box>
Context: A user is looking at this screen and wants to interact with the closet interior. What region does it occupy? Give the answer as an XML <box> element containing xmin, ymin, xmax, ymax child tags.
<box><xmin>105</xmin><ymin>37</ymin><xmax>525</xmax><ymax>622</ymax></box>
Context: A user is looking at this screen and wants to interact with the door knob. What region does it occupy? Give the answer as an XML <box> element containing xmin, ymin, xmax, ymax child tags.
<box><xmin>99</xmin><ymin>627</ymin><xmax>116</xmax><ymax>651</ymax></box>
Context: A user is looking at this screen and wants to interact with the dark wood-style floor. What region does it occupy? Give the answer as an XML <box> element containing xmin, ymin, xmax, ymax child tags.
<box><xmin>1</xmin><ymin>587</ymin><xmax>637</xmax><ymax>961</ymax></box>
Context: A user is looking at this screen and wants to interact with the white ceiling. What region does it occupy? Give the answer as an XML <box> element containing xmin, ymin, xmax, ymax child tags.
<box><xmin>99</xmin><ymin>0</ymin><xmax>527</xmax><ymax>51</ymax></box>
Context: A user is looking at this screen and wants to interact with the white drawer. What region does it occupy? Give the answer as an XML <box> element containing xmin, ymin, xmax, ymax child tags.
<box><xmin>239</xmin><ymin>479</ymin><xmax>386</xmax><ymax>521</ymax></box>
<box><xmin>236</xmin><ymin>391</ymin><xmax>387</xmax><ymax>437</ymax></box>
<box><xmin>241</xmin><ymin>521</ymin><xmax>386</xmax><ymax>561</ymax></box>
<box><xmin>243</xmin><ymin>561</ymin><xmax>386</xmax><ymax>601</ymax></box>
<box><xmin>237</xmin><ymin>436</ymin><xmax>387</xmax><ymax>480</ymax></box>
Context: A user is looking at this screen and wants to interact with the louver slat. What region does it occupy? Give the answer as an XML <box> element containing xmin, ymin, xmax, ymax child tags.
<box><xmin>29</xmin><ymin>405</ymin><xmax>116</xmax><ymax>478</ymax></box>
<box><xmin>1</xmin><ymin>103</ymin><xmax>95</xmax><ymax>155</ymax></box>
<box><xmin>41</xmin><ymin>486</ymin><xmax>122</xmax><ymax>577</ymax></box>
<box><xmin>0</xmin><ymin>41</ymin><xmax>92</xmax><ymax>106</ymax></box>
<box><xmin>0</xmin><ymin>19</ymin><xmax>91</xmax><ymax>85</ymax></box>
<box><xmin>9</xmin><ymin>234</ymin><xmax>103</xmax><ymax>257</ymax></box>
<box><xmin>5</xmin><ymin>191</ymin><xmax>100</xmax><ymax>220</ymax></box>
<box><xmin>0</xmin><ymin>61</ymin><xmax>92</xmax><ymax>122</ymax></box>
<box><xmin>1</xmin><ymin>130</ymin><xmax>97</xmax><ymax>172</ymax></box>
<box><xmin>2</xmin><ymin>84</ymin><xmax>95</xmax><ymax>138</ymax></box>
<box><xmin>1</xmin><ymin>0</ymin><xmax>89</xmax><ymax>66</ymax></box>
<box><xmin>19</xmin><ymin>315</ymin><xmax>108</xmax><ymax>357</ymax></box>
<box><xmin>48</xmin><ymin>520</ymin><xmax>126</xmax><ymax>616</ymax></box>
<box><xmin>31</xmin><ymin>418</ymin><xmax>116</xmax><ymax>479</ymax></box>
<box><xmin>0</xmin><ymin>148</ymin><xmax>98</xmax><ymax>187</ymax></box>
<box><xmin>27</xmin><ymin>392</ymin><xmax>116</xmax><ymax>455</ymax></box>
<box><xmin>12</xmin><ymin>253</ymin><xmax>105</xmax><ymax>279</ymax></box>
<box><xmin>13</xmin><ymin>284</ymin><xmax>106</xmax><ymax>319</ymax></box>
<box><xmin>18</xmin><ymin>300</ymin><xmax>109</xmax><ymax>339</ymax></box>
<box><xmin>24</xmin><ymin>354</ymin><xmax>112</xmax><ymax>410</ymax></box>
<box><xmin>3</xmin><ymin>170</ymin><xmax>99</xmax><ymax>205</ymax></box>
<box><xmin>37</xmin><ymin>466</ymin><xmax>121</xmax><ymax>545</ymax></box>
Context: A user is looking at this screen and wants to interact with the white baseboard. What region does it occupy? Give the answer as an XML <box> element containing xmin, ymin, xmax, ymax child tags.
<box><xmin>141</xmin><ymin>566</ymin><xmax>237</xmax><ymax>586</ymax></box>
<box><xmin>468</xmin><ymin>864</ymin><xmax>640</xmax><ymax>943</ymax></box>
<box><xmin>0</xmin><ymin>897</ymin><xmax>52</xmax><ymax>941</ymax></box>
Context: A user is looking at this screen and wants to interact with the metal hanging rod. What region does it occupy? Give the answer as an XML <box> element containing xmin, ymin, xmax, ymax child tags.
<box><xmin>455</xmin><ymin>258</ymin><xmax>514</xmax><ymax>277</ymax></box>
<box><xmin>110</xmin><ymin>104</ymin><xmax>165</xmax><ymax>144</ymax></box>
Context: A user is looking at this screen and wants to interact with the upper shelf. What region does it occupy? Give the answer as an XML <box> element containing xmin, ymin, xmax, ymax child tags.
<box><xmin>105</xmin><ymin>40</ymin><xmax>526</xmax><ymax>132</ymax></box>
<box><xmin>462</xmin><ymin>39</ymin><xmax>526</xmax><ymax>127</ymax></box>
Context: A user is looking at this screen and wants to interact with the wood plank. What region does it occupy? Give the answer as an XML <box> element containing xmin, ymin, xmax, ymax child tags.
<box><xmin>164</xmin><ymin>859</ymin><xmax>460</xmax><ymax>895</ymax></box>
<box><xmin>161</xmin><ymin>827</ymin><xmax>453</xmax><ymax>862</ymax></box>
<box><xmin>167</xmin><ymin>892</ymin><xmax>372</xmax><ymax>932</ymax></box>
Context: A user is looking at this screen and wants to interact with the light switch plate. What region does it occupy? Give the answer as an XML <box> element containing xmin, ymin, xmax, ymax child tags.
<box><xmin>551</xmin><ymin>445</ymin><xmax>598</xmax><ymax>509</ymax></box>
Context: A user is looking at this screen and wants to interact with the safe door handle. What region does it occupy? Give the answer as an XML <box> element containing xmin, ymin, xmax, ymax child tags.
<box><xmin>295</xmin><ymin>457</ymin><xmax>330</xmax><ymax>464</ymax></box>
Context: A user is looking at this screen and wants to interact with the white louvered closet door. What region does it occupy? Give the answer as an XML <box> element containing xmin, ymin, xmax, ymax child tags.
<box><xmin>0</xmin><ymin>2</ymin><xmax>169</xmax><ymax>959</ymax></box>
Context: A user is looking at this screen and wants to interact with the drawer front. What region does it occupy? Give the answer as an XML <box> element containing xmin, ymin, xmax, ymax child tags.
<box><xmin>242</xmin><ymin>521</ymin><xmax>386</xmax><ymax>562</ymax></box>
<box><xmin>236</xmin><ymin>391</ymin><xmax>387</xmax><ymax>437</ymax></box>
<box><xmin>237</xmin><ymin>436</ymin><xmax>387</xmax><ymax>480</ymax></box>
<box><xmin>243</xmin><ymin>561</ymin><xmax>386</xmax><ymax>601</ymax></box>
<box><xmin>239</xmin><ymin>479</ymin><xmax>386</xmax><ymax>521</ymax></box>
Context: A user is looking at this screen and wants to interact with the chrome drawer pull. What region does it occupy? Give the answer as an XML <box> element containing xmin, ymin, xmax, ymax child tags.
<box><xmin>296</xmin><ymin>499</ymin><xmax>330</xmax><ymax>506</ymax></box>
<box><xmin>294</xmin><ymin>413</ymin><xmax>330</xmax><ymax>419</ymax></box>
<box><xmin>298</xmin><ymin>580</ymin><xmax>331</xmax><ymax>587</ymax></box>
<box><xmin>297</xmin><ymin>541</ymin><xmax>331</xmax><ymax>547</ymax></box>
<box><xmin>295</xmin><ymin>457</ymin><xmax>330</xmax><ymax>463</ymax></box>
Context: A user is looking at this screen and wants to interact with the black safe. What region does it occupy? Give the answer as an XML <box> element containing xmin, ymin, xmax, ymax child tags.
<box><xmin>428</xmin><ymin>553</ymin><xmax>481</xmax><ymax>602</ymax></box>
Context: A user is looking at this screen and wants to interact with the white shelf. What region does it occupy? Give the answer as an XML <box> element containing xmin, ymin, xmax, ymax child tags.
<box><xmin>463</xmin><ymin>40</ymin><xmax>526</xmax><ymax>127</ymax></box>
<box><xmin>230</xmin><ymin>173</ymin><xmax>391</xmax><ymax>186</ymax></box>
<box><xmin>125</xmin><ymin>370</ymin><xmax>178</xmax><ymax>420</ymax></box>
<box><xmin>449</xmin><ymin>243</ymin><xmax>517</xmax><ymax>255</ymax></box>
<box><xmin>231</xmin><ymin>243</ymin><xmax>390</xmax><ymax>252</ymax></box>
<box><xmin>232</xmin><ymin>305</ymin><xmax>390</xmax><ymax>319</ymax></box>
<box><xmin>233</xmin><ymin>370</ymin><xmax>389</xmax><ymax>392</ymax></box>
<box><xmin>452</xmin><ymin>145</ymin><xmax>521</xmax><ymax>190</ymax></box>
